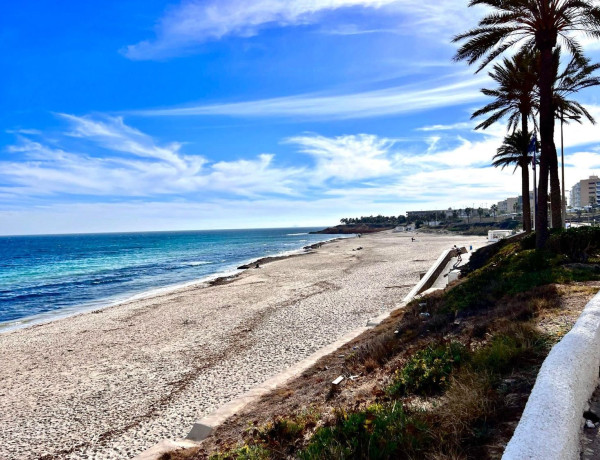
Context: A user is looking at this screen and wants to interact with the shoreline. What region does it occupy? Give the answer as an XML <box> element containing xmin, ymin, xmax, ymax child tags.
<box><xmin>0</xmin><ymin>231</ymin><xmax>486</xmax><ymax>459</ymax></box>
<box><xmin>0</xmin><ymin>235</ymin><xmax>354</xmax><ymax>335</ymax></box>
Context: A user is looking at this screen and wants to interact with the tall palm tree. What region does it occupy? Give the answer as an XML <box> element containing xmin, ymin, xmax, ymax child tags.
<box><xmin>472</xmin><ymin>49</ymin><xmax>537</xmax><ymax>232</ymax></box>
<box><xmin>454</xmin><ymin>0</ymin><xmax>600</xmax><ymax>249</ymax></box>
<box><xmin>493</xmin><ymin>130</ymin><xmax>536</xmax><ymax>231</ymax></box>
<box><xmin>491</xmin><ymin>204</ymin><xmax>498</xmax><ymax>221</ymax></box>
<box><xmin>547</xmin><ymin>49</ymin><xmax>600</xmax><ymax>227</ymax></box>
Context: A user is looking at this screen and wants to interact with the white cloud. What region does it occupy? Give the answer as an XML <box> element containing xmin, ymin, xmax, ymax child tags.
<box><xmin>285</xmin><ymin>133</ymin><xmax>396</xmax><ymax>181</ymax></box>
<box><xmin>6</xmin><ymin>113</ymin><xmax>600</xmax><ymax>235</ymax></box>
<box><xmin>1</xmin><ymin>116</ymin><xmax>304</xmax><ymax>198</ymax></box>
<box><xmin>416</xmin><ymin>122</ymin><xmax>474</xmax><ymax>132</ymax></box>
<box><xmin>134</xmin><ymin>74</ymin><xmax>488</xmax><ymax>120</ymax></box>
<box><xmin>124</xmin><ymin>0</ymin><xmax>400</xmax><ymax>59</ymax></box>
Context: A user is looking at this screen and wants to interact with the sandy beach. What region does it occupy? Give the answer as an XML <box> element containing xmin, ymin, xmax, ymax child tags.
<box><xmin>0</xmin><ymin>231</ymin><xmax>486</xmax><ymax>459</ymax></box>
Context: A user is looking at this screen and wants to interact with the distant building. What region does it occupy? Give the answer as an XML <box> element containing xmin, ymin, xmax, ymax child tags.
<box><xmin>497</xmin><ymin>197</ymin><xmax>521</xmax><ymax>214</ymax></box>
<box><xmin>406</xmin><ymin>209</ymin><xmax>454</xmax><ymax>220</ymax></box>
<box><xmin>570</xmin><ymin>176</ymin><xmax>600</xmax><ymax>208</ymax></box>
<box><xmin>497</xmin><ymin>192</ymin><xmax>534</xmax><ymax>215</ymax></box>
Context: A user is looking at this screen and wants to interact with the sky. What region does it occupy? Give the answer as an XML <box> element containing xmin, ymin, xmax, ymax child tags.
<box><xmin>2</xmin><ymin>0</ymin><xmax>600</xmax><ymax>235</ymax></box>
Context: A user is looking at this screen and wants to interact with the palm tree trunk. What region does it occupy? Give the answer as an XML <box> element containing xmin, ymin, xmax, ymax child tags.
<box><xmin>549</xmin><ymin>139</ymin><xmax>563</xmax><ymax>229</ymax></box>
<box><xmin>521</xmin><ymin>116</ymin><xmax>532</xmax><ymax>233</ymax></box>
<box><xmin>536</xmin><ymin>46</ymin><xmax>554</xmax><ymax>249</ymax></box>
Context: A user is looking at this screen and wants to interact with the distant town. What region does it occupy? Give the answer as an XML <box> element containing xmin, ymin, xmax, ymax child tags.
<box><xmin>403</xmin><ymin>174</ymin><xmax>600</xmax><ymax>229</ymax></box>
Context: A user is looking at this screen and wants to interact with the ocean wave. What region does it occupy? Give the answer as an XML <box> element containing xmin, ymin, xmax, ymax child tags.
<box><xmin>286</xmin><ymin>232</ymin><xmax>308</xmax><ymax>236</ymax></box>
<box><xmin>183</xmin><ymin>261</ymin><xmax>210</xmax><ymax>267</ymax></box>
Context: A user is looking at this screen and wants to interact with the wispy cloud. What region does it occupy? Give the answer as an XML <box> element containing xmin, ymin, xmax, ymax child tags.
<box><xmin>124</xmin><ymin>0</ymin><xmax>399</xmax><ymax>60</ymax></box>
<box><xmin>123</xmin><ymin>0</ymin><xmax>479</xmax><ymax>60</ymax></box>
<box><xmin>4</xmin><ymin>113</ymin><xmax>600</xmax><ymax>234</ymax></box>
<box><xmin>2</xmin><ymin>115</ymin><xmax>303</xmax><ymax>198</ymax></box>
<box><xmin>416</xmin><ymin>122</ymin><xmax>474</xmax><ymax>132</ymax></box>
<box><xmin>133</xmin><ymin>74</ymin><xmax>488</xmax><ymax>120</ymax></box>
<box><xmin>286</xmin><ymin>133</ymin><xmax>398</xmax><ymax>181</ymax></box>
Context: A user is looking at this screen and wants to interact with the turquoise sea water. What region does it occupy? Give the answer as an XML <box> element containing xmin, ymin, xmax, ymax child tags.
<box><xmin>0</xmin><ymin>228</ymin><xmax>348</xmax><ymax>330</ymax></box>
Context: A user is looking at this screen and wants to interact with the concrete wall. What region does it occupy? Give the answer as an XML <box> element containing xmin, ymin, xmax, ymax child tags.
<box><xmin>503</xmin><ymin>290</ymin><xmax>600</xmax><ymax>460</ymax></box>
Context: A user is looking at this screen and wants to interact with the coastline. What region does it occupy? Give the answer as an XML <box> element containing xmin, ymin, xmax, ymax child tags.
<box><xmin>0</xmin><ymin>235</ymin><xmax>353</xmax><ymax>334</ymax></box>
<box><xmin>0</xmin><ymin>231</ymin><xmax>486</xmax><ymax>459</ymax></box>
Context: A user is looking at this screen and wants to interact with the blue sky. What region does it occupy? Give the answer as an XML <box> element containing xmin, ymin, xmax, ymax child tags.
<box><xmin>2</xmin><ymin>0</ymin><xmax>600</xmax><ymax>235</ymax></box>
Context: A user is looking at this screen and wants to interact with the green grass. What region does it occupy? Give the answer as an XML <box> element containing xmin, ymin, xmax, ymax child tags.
<box><xmin>443</xmin><ymin>246</ymin><xmax>600</xmax><ymax>313</ymax></box>
<box><xmin>209</xmin><ymin>444</ymin><xmax>271</xmax><ymax>460</ymax></box>
<box><xmin>299</xmin><ymin>404</ymin><xmax>430</xmax><ymax>460</ymax></box>
<box><xmin>387</xmin><ymin>341</ymin><xmax>468</xmax><ymax>397</ymax></box>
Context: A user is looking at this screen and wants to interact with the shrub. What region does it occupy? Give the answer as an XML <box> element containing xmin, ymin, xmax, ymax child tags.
<box><xmin>388</xmin><ymin>342</ymin><xmax>468</xmax><ymax>397</ymax></box>
<box><xmin>209</xmin><ymin>444</ymin><xmax>270</xmax><ymax>460</ymax></box>
<box><xmin>300</xmin><ymin>404</ymin><xmax>430</xmax><ymax>460</ymax></box>
<box><xmin>471</xmin><ymin>324</ymin><xmax>547</xmax><ymax>376</ymax></box>
<box><xmin>547</xmin><ymin>227</ymin><xmax>600</xmax><ymax>262</ymax></box>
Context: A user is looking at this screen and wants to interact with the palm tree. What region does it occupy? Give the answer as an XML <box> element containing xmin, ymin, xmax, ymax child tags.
<box><xmin>493</xmin><ymin>130</ymin><xmax>536</xmax><ymax>230</ymax></box>
<box><xmin>472</xmin><ymin>49</ymin><xmax>537</xmax><ymax>232</ymax></box>
<box><xmin>477</xmin><ymin>207</ymin><xmax>485</xmax><ymax>221</ymax></box>
<box><xmin>464</xmin><ymin>207</ymin><xmax>473</xmax><ymax>224</ymax></box>
<box><xmin>546</xmin><ymin>49</ymin><xmax>600</xmax><ymax>227</ymax></box>
<box><xmin>454</xmin><ymin>0</ymin><xmax>600</xmax><ymax>249</ymax></box>
<box><xmin>553</xmin><ymin>50</ymin><xmax>600</xmax><ymax>122</ymax></box>
<box><xmin>491</xmin><ymin>204</ymin><xmax>498</xmax><ymax>221</ymax></box>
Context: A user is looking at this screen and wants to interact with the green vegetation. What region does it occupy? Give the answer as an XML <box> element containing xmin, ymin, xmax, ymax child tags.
<box><xmin>387</xmin><ymin>341</ymin><xmax>467</xmax><ymax>397</ymax></box>
<box><xmin>299</xmin><ymin>404</ymin><xmax>429</xmax><ymax>460</ymax></box>
<box><xmin>339</xmin><ymin>215</ymin><xmax>406</xmax><ymax>226</ymax></box>
<box><xmin>443</xmin><ymin>229</ymin><xmax>600</xmax><ymax>313</ymax></box>
<box><xmin>300</xmin><ymin>323</ymin><xmax>549</xmax><ymax>460</ymax></box>
<box><xmin>209</xmin><ymin>445</ymin><xmax>270</xmax><ymax>460</ymax></box>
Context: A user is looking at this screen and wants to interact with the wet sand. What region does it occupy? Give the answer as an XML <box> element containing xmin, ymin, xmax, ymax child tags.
<box><xmin>0</xmin><ymin>231</ymin><xmax>486</xmax><ymax>459</ymax></box>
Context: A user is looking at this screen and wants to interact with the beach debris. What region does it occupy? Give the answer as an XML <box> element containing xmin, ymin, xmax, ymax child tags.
<box><xmin>586</xmin><ymin>419</ymin><xmax>596</xmax><ymax>429</ymax></box>
<box><xmin>394</xmin><ymin>330</ymin><xmax>399</xmax><ymax>334</ymax></box>
<box><xmin>349</xmin><ymin>374</ymin><xmax>361</xmax><ymax>381</ymax></box>
<box><xmin>332</xmin><ymin>376</ymin><xmax>344</xmax><ymax>386</ymax></box>
<box><xmin>419</xmin><ymin>312</ymin><xmax>431</xmax><ymax>318</ymax></box>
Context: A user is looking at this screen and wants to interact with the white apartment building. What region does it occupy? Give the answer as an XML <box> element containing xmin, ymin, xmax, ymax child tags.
<box><xmin>570</xmin><ymin>175</ymin><xmax>600</xmax><ymax>208</ymax></box>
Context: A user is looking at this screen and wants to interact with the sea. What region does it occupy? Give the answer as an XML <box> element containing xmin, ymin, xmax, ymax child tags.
<box><xmin>0</xmin><ymin>228</ymin><xmax>350</xmax><ymax>331</ymax></box>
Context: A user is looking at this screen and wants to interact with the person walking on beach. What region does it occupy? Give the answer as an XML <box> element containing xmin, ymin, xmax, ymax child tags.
<box><xmin>453</xmin><ymin>245</ymin><xmax>462</xmax><ymax>264</ymax></box>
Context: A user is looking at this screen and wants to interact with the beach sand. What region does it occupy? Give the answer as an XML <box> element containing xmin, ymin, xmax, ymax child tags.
<box><xmin>0</xmin><ymin>231</ymin><xmax>486</xmax><ymax>459</ymax></box>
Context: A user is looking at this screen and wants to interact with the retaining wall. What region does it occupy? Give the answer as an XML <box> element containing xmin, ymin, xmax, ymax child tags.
<box><xmin>503</xmin><ymin>290</ymin><xmax>600</xmax><ymax>460</ymax></box>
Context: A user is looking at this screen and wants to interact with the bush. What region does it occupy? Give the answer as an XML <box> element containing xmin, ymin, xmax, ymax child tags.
<box><xmin>209</xmin><ymin>444</ymin><xmax>270</xmax><ymax>460</ymax></box>
<box><xmin>547</xmin><ymin>227</ymin><xmax>600</xmax><ymax>262</ymax></box>
<box><xmin>388</xmin><ymin>342</ymin><xmax>468</xmax><ymax>397</ymax></box>
<box><xmin>471</xmin><ymin>324</ymin><xmax>547</xmax><ymax>376</ymax></box>
<box><xmin>300</xmin><ymin>404</ymin><xmax>430</xmax><ymax>460</ymax></box>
